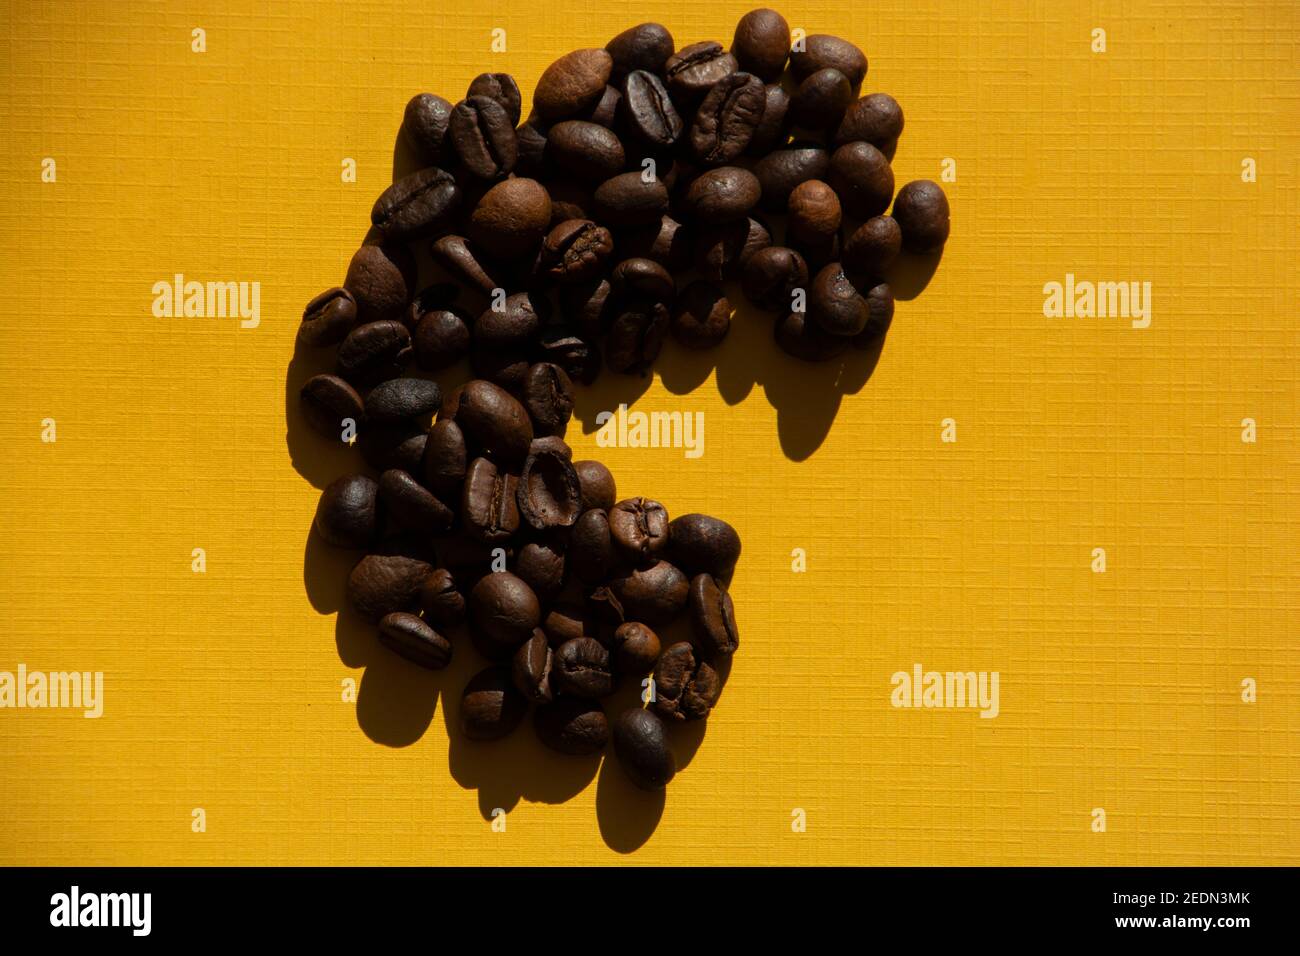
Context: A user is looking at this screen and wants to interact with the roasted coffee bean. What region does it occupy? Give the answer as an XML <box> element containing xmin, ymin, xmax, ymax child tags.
<box><xmin>298</xmin><ymin>287</ymin><xmax>357</xmax><ymax>347</ymax></box>
<box><xmin>450</xmin><ymin>96</ymin><xmax>518</xmax><ymax>180</ymax></box>
<box><xmin>604</xmin><ymin>298</ymin><xmax>669</xmax><ymax>374</ymax></box>
<box><xmin>472</xmin><ymin>346</ymin><xmax>531</xmax><ymax>393</ymax></box>
<box><xmin>359</xmin><ymin>423</ymin><xmax>427</xmax><ymax>474</ymax></box>
<box><xmin>540</xmin><ymin>219</ymin><xmax>614</xmax><ymax>283</ymax></box>
<box><xmin>787</xmin><ymin>179</ymin><xmax>842</xmax><ymax>244</ymax></box>
<box><xmin>365</xmin><ymin>378</ymin><xmax>441</xmax><ymax>424</ymax></box>
<box><xmin>671</xmin><ymin>280</ymin><xmax>731</xmax><ymax>349</ymax></box>
<box><xmin>560</xmin><ymin>278</ymin><xmax>613</xmax><ymax>339</ymax></box>
<box><xmin>690</xmin><ymin>71</ymin><xmax>766</xmax><ymax>165</ymax></box>
<box><xmin>467</xmin><ymin>72</ymin><xmax>522</xmax><ymax>126</ymax></box>
<box><xmin>478</xmin><ymin>293</ymin><xmax>544</xmax><ymax>353</ymax></box>
<box><xmin>621</xmin><ymin>69</ymin><xmax>683</xmax><ymax>147</ymax></box>
<box><xmin>379</xmin><ymin>612</ymin><xmax>452</xmax><ymax>670</ymax></box>
<box><xmin>534</xmin><ymin>49</ymin><xmax>614</xmax><ymax>120</ymax></box>
<box><xmin>790</xmin><ymin>67</ymin><xmax>853</xmax><ymax>130</ymax></box>
<box><xmin>451</xmin><ymin>379</ymin><xmax>534</xmax><ymax>467</ymax></box>
<box><xmin>574</xmin><ymin>462</ymin><xmax>616</xmax><ymax>513</ymax></box>
<box><xmin>530</xmin><ymin>435</ymin><xmax>572</xmax><ymax>459</ymax></box>
<box><xmin>300</xmin><ymin>374</ymin><xmax>364</xmax><ymax>439</ymax></box>
<box><xmin>462</xmin><ymin>457</ymin><xmax>521</xmax><ymax>543</ymax></box>
<box><xmin>583</xmin><ymin>84</ymin><xmax>622</xmax><ymax>128</ymax></box>
<box><xmin>790</xmin><ymin>34</ymin><xmax>868</xmax><ymax>91</ymax></box>
<box><xmin>345</xmin><ymin>243</ymin><xmax>416</xmax><ymax>324</ymax></box>
<box><xmin>611</xmin><ymin>621</ymin><xmax>661</xmax><ymax>674</ymax></box>
<box><xmin>379</xmin><ymin>469</ymin><xmax>455</xmax><ymax>535</ymax></box>
<box><xmin>521</xmin><ymin>362</ymin><xmax>575</xmax><ymax>437</ymax></box>
<box><xmin>741</xmin><ymin>245</ymin><xmax>808</xmax><ymax>312</ymax></box>
<box><xmin>665</xmin><ymin>40</ymin><xmax>737</xmax><ymax>104</ymax></box>
<box><xmin>544</xmin><ymin>602</ymin><xmax>588</xmax><ymax>646</ymax></box>
<box><xmin>682</xmin><ymin>166</ymin><xmax>761</xmax><ymax>222</ymax></box>
<box><xmin>468</xmin><ymin>572</ymin><xmax>540</xmax><ymax>659</ymax></box>
<box><xmin>422</xmin><ymin>419</ymin><xmax>468</xmax><ymax>500</ymax></box>
<box><xmin>536</xmin><ymin>326</ymin><xmax>601</xmax><ymax>385</ymax></box>
<box><xmin>467</xmin><ymin>177</ymin><xmax>551</xmax><ymax>259</ymax></box>
<box><xmin>853</xmin><ymin>280</ymin><xmax>895</xmax><ymax>348</ymax></box>
<box><xmin>515</xmin><ymin>541</ymin><xmax>566</xmax><ymax>601</ymax></box>
<box><xmin>609</xmin><ymin>559</ymin><xmax>688</xmax><ymax>624</ymax></box>
<box><xmin>569</xmin><ymin>508</ymin><xmax>617</xmax><ymax>585</ymax></box>
<box><xmin>534</xmin><ymin>697</ymin><xmax>609</xmax><ymax>755</ymax></box>
<box><xmin>552</xmin><ymin>637</ymin><xmax>614</xmax><ymax>698</ymax></box>
<box><xmin>348</xmin><ymin>554</ymin><xmax>434</xmax><ymax>622</ymax></box>
<box><xmin>413</xmin><ymin>307</ymin><xmax>471</xmax><ymax>370</ymax></box>
<box><xmin>747</xmin><ymin>83</ymin><xmax>791</xmax><ymax>155</ymax></box>
<box><xmin>514</xmin><ymin>117</ymin><xmax>550</xmax><ymax>177</ymax></box>
<box><xmin>606</xmin><ymin>22</ymin><xmax>675</xmax><ymax>79</ymax></box>
<box><xmin>402</xmin><ymin>93</ymin><xmax>454</xmax><ymax>164</ymax></box>
<box><xmin>371</xmin><ymin>166</ymin><xmax>460</xmax><ymax>240</ymax></box>
<box><xmin>593</xmin><ymin>172</ymin><xmax>669</xmax><ymax>227</ymax></box>
<box><xmin>668</xmin><ymin>513</ymin><xmax>742</xmax><ymax>581</ymax></box>
<box><xmin>609</xmin><ymin>497</ymin><xmax>670</xmax><ymax>563</ymax></box>
<box><xmin>828</xmin><ymin>141</ymin><xmax>894</xmax><ymax>219</ymax></box>
<box><xmin>429</xmin><ymin>235</ymin><xmax>502</xmax><ymax>295</ymax></box>
<box><xmin>405</xmin><ymin>282</ymin><xmax>460</xmax><ymax>330</ymax></box>
<box><xmin>461</xmin><ymin>666</ymin><xmax>528</xmax><ymax>740</ymax></box>
<box><xmin>610</xmin><ymin>257</ymin><xmax>675</xmax><ymax>304</ymax></box>
<box><xmin>809</xmin><ymin>262</ymin><xmax>869</xmax><ymax>336</ymax></box>
<box><xmin>892</xmin><ymin>179</ymin><xmax>950</xmax><ymax>253</ymax></box>
<box><xmin>689</xmin><ymin>572</ymin><xmax>739</xmax><ymax>657</ymax></box>
<box><xmin>694</xmin><ymin>216</ymin><xmax>771</xmax><ymax>280</ymax></box>
<box><xmin>336</xmin><ymin>320</ymin><xmax>412</xmax><ymax>386</ymax></box>
<box><xmin>517</xmin><ymin>448</ymin><xmax>582</xmax><ymax>531</ymax></box>
<box><xmin>731</xmin><ymin>7</ymin><xmax>791</xmax><ymax>81</ymax></box>
<box><xmin>419</xmin><ymin>568</ymin><xmax>466</xmax><ymax>628</ymax></box>
<box><xmin>314</xmin><ymin>474</ymin><xmax>380</xmax><ymax>549</ymax></box>
<box><xmin>754</xmin><ymin>144</ymin><xmax>830</xmax><ymax>211</ymax></box>
<box><xmin>774</xmin><ymin>309</ymin><xmax>850</xmax><ymax>361</ymax></box>
<box><xmin>834</xmin><ymin>92</ymin><xmax>904</xmax><ymax>151</ymax></box>
<box><xmin>843</xmin><ymin>215</ymin><xmax>902</xmax><ymax>277</ymax></box>
<box><xmin>512</xmin><ymin>629</ymin><xmax>554</xmax><ymax>703</ymax></box>
<box><xmin>613</xmin><ymin>708</ymin><xmax>675</xmax><ymax>789</ymax></box>
<box><xmin>546</xmin><ymin>120</ymin><xmax>625</xmax><ymax>180</ymax></box>
<box><xmin>616</xmin><ymin>215</ymin><xmax>691</xmax><ymax>272</ymax></box>
<box><xmin>653</xmin><ymin>641</ymin><xmax>722</xmax><ymax>721</ymax></box>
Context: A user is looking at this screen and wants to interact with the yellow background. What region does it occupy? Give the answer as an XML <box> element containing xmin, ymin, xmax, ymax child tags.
<box><xmin>1</xmin><ymin>0</ymin><xmax>1296</xmax><ymax>865</ymax></box>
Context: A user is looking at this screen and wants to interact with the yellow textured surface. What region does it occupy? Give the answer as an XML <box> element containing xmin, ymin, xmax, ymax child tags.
<box><xmin>1</xmin><ymin>0</ymin><xmax>1297</xmax><ymax>865</ymax></box>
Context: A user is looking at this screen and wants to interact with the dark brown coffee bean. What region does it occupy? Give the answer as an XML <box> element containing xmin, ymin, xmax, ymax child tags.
<box><xmin>514</xmin><ymin>117</ymin><xmax>550</xmax><ymax>177</ymax></box>
<box><xmin>787</xmin><ymin>179</ymin><xmax>842</xmax><ymax>246</ymax></box>
<box><xmin>652</xmin><ymin>641</ymin><xmax>721</xmax><ymax>720</ymax></box>
<box><xmin>300</xmin><ymin>374</ymin><xmax>364</xmax><ymax>439</ymax></box>
<box><xmin>606</xmin><ymin>22</ymin><xmax>675</xmax><ymax>79</ymax></box>
<box><xmin>731</xmin><ymin>7</ymin><xmax>791</xmax><ymax>81</ymax></box>
<box><xmin>747</xmin><ymin>83</ymin><xmax>790</xmax><ymax>155</ymax></box>
<box><xmin>298</xmin><ymin>287</ymin><xmax>357</xmax><ymax>347</ymax></box>
<box><xmin>314</xmin><ymin>474</ymin><xmax>380</xmax><ymax>549</ymax></box>
<box><xmin>536</xmin><ymin>326</ymin><xmax>601</xmax><ymax>386</ymax></box>
<box><xmin>413</xmin><ymin>308</ymin><xmax>471</xmax><ymax>370</ymax></box>
<box><xmin>530</xmin><ymin>436</ymin><xmax>572</xmax><ymax>459</ymax></box>
<box><xmin>609</xmin><ymin>497</ymin><xmax>669</xmax><ymax>563</ymax></box>
<box><xmin>689</xmin><ymin>71</ymin><xmax>765</xmax><ymax>165</ymax></box>
<box><xmin>462</xmin><ymin>457</ymin><xmax>521</xmax><ymax>543</ymax></box>
<box><xmin>583</xmin><ymin>84</ymin><xmax>622</xmax><ymax>128</ymax></box>
<box><xmin>345</xmin><ymin>243</ymin><xmax>416</xmax><ymax>324</ymax></box>
<box><xmin>809</xmin><ymin>262</ymin><xmax>869</xmax><ymax>336</ymax></box>
<box><xmin>450</xmin><ymin>96</ymin><xmax>518</xmax><ymax>180</ymax></box>
<box><xmin>429</xmin><ymin>235</ymin><xmax>502</xmax><ymax>295</ymax></box>
<box><xmin>521</xmin><ymin>362</ymin><xmax>574</xmax><ymax>437</ymax></box>
<box><xmin>467</xmin><ymin>72</ymin><xmax>522</xmax><ymax>126</ymax></box>
<box><xmin>683</xmin><ymin>166</ymin><xmax>761</xmax><ymax>222</ymax></box>
<box><xmin>609</xmin><ymin>559</ymin><xmax>687</xmax><ymax>624</ymax></box>
<box><xmin>790</xmin><ymin>67</ymin><xmax>852</xmax><ymax>129</ymax></box>
<box><xmin>534</xmin><ymin>49</ymin><xmax>613</xmax><ymax>120</ymax></box>
<box><xmin>615</xmin><ymin>215</ymin><xmax>690</xmax><ymax>272</ymax></box>
<box><xmin>468</xmin><ymin>572</ymin><xmax>540</xmax><ymax>660</ymax></box>
<box><xmin>515</xmin><ymin>542</ymin><xmax>565</xmax><ymax>602</ymax></box>
<box><xmin>665</xmin><ymin>41</ymin><xmax>737</xmax><ymax>104</ymax></box>
<box><xmin>379</xmin><ymin>469</ymin><xmax>454</xmax><ymax>535</ymax></box>
<box><xmin>612</xmin><ymin>708</ymin><xmax>675</xmax><ymax>789</ymax></box>
<box><xmin>668</xmin><ymin>513</ymin><xmax>741</xmax><ymax>581</ymax></box>
<box><xmin>534</xmin><ymin>697</ymin><xmax>608</xmax><ymax>755</ymax></box>
<box><xmin>379</xmin><ymin>612</ymin><xmax>452</xmax><ymax>670</ymax></box>
<box><xmin>467</xmin><ymin>177</ymin><xmax>551</xmax><ymax>259</ymax></box>
<box><xmin>560</xmin><ymin>278</ymin><xmax>613</xmax><ymax>339</ymax></box>
<box><xmin>474</xmin><ymin>292</ymin><xmax>543</xmax><ymax>353</ymax></box>
<box><xmin>612</xmin><ymin>622</ymin><xmax>661</xmax><ymax>674</ymax></box>
<box><xmin>552</xmin><ymin>637</ymin><xmax>614</xmax><ymax>698</ymax></box>
<box><xmin>461</xmin><ymin>666</ymin><xmax>528</xmax><ymax>740</ymax></box>
<box><xmin>569</xmin><ymin>508</ymin><xmax>617</xmax><ymax>585</ymax></box>
<box><xmin>422</xmin><ymin>419</ymin><xmax>467</xmax><ymax>500</ymax></box>
<box><xmin>401</xmin><ymin>93</ymin><xmax>454</xmax><ymax>164</ymax></box>
<box><xmin>540</xmin><ymin>219</ymin><xmax>613</xmax><ymax>284</ymax></box>
<box><xmin>774</xmin><ymin>309</ymin><xmax>849</xmax><ymax>361</ymax></box>
<box><xmin>753</xmin><ymin>144</ymin><xmax>830</xmax><ymax>211</ymax></box>
<box><xmin>472</xmin><ymin>347</ymin><xmax>531</xmax><ymax>394</ymax></box>
<box><xmin>451</xmin><ymin>379</ymin><xmax>534</xmax><ymax>467</ymax></box>
<box><xmin>621</xmin><ymin>69</ymin><xmax>683</xmax><ymax>147</ymax></box>
<box><xmin>671</xmin><ymin>280</ymin><xmax>731</xmax><ymax>349</ymax></box>
<box><xmin>892</xmin><ymin>179</ymin><xmax>950</xmax><ymax>253</ymax></box>
<box><xmin>547</xmin><ymin>121</ymin><xmax>625</xmax><ymax>180</ymax></box>
<box><xmin>543</xmin><ymin>602</ymin><xmax>588</xmax><ymax>646</ymax></box>
<box><xmin>371</xmin><ymin>166</ymin><xmax>460</xmax><ymax>240</ymax></box>
<box><xmin>853</xmin><ymin>280</ymin><xmax>895</xmax><ymax>348</ymax></box>
<box><xmin>834</xmin><ymin>92</ymin><xmax>904</xmax><ymax>150</ymax></box>
<box><xmin>843</xmin><ymin>215</ymin><xmax>902</xmax><ymax>277</ymax></box>
<box><xmin>604</xmin><ymin>299</ymin><xmax>669</xmax><ymax>373</ymax></box>
<box><xmin>689</xmin><ymin>573</ymin><xmax>739</xmax><ymax>658</ymax></box>
<box><xmin>404</xmin><ymin>283</ymin><xmax>460</xmax><ymax>331</ymax></box>
<box><xmin>348</xmin><ymin>554</ymin><xmax>434</xmax><ymax>622</ymax></box>
<box><xmin>694</xmin><ymin>216</ymin><xmax>771</xmax><ymax>280</ymax></box>
<box><xmin>828</xmin><ymin>141</ymin><xmax>894</xmax><ymax>219</ymax></box>
<box><xmin>790</xmin><ymin>34</ymin><xmax>868</xmax><ymax>91</ymax></box>
<box><xmin>512</xmin><ymin>629</ymin><xmax>554</xmax><ymax>703</ymax></box>
<box><xmin>593</xmin><ymin>172</ymin><xmax>669</xmax><ymax>227</ymax></box>
<box><xmin>365</xmin><ymin>378</ymin><xmax>441</xmax><ymax>424</ymax></box>
<box><xmin>358</xmin><ymin>424</ymin><xmax>427</xmax><ymax>474</ymax></box>
<box><xmin>335</xmin><ymin>320</ymin><xmax>412</xmax><ymax>386</ymax></box>
<box><xmin>517</xmin><ymin>448</ymin><xmax>582</xmax><ymax>531</ymax></box>
<box><xmin>741</xmin><ymin>245</ymin><xmax>808</xmax><ymax>312</ymax></box>
<box><xmin>419</xmin><ymin>568</ymin><xmax>465</xmax><ymax>628</ymax></box>
<box><xmin>610</xmin><ymin>257</ymin><xmax>675</xmax><ymax>304</ymax></box>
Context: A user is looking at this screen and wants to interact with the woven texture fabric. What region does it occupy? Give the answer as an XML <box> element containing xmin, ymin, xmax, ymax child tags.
<box><xmin>0</xmin><ymin>0</ymin><xmax>1296</xmax><ymax>864</ymax></box>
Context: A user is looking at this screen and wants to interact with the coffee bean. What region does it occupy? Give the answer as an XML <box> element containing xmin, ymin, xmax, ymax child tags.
<box><xmin>584</xmin><ymin>85</ymin><xmax>622</xmax><ymax>128</ymax></box>
<box><xmin>790</xmin><ymin>34</ymin><xmax>867</xmax><ymax>91</ymax></box>
<box><xmin>689</xmin><ymin>572</ymin><xmax>739</xmax><ymax>657</ymax></box>
<box><xmin>747</xmin><ymin>83</ymin><xmax>791</xmax><ymax>155</ymax></box>
<box><xmin>419</xmin><ymin>568</ymin><xmax>466</xmax><ymax>628</ymax></box>
<box><xmin>344</xmin><ymin>243</ymin><xmax>415</xmax><ymax>324</ymax></box>
<box><xmin>534</xmin><ymin>697</ymin><xmax>609</xmax><ymax>755</ymax></box>
<box><xmin>787</xmin><ymin>179</ymin><xmax>842</xmax><ymax>244</ymax></box>
<box><xmin>665</xmin><ymin>40</ymin><xmax>738</xmax><ymax>104</ymax></box>
<box><xmin>534</xmin><ymin>49</ymin><xmax>613</xmax><ymax>120</ymax></box>
<box><xmin>429</xmin><ymin>235</ymin><xmax>502</xmax><ymax>295</ymax></box>
<box><xmin>843</xmin><ymin>215</ymin><xmax>902</xmax><ymax>277</ymax></box>
<box><xmin>348</xmin><ymin>553</ymin><xmax>434</xmax><ymax>622</ymax></box>
<box><xmin>892</xmin><ymin>179</ymin><xmax>950</xmax><ymax>253</ymax></box>
<box><xmin>834</xmin><ymin>92</ymin><xmax>904</xmax><ymax>151</ymax></box>
<box><xmin>474</xmin><ymin>291</ymin><xmax>544</xmax><ymax>353</ymax></box>
<box><xmin>298</xmin><ymin>287</ymin><xmax>357</xmax><ymax>347</ymax></box>
<box><xmin>604</xmin><ymin>298</ymin><xmax>669</xmax><ymax>374</ymax></box>
<box><xmin>552</xmin><ymin>637</ymin><xmax>614</xmax><ymax>698</ymax></box>
<box><xmin>593</xmin><ymin>172</ymin><xmax>669</xmax><ymax>227</ymax></box>
<box><xmin>731</xmin><ymin>7</ymin><xmax>791</xmax><ymax>81</ymax></box>
<box><xmin>379</xmin><ymin>612</ymin><xmax>452</xmax><ymax>670</ymax></box>
<box><xmin>621</xmin><ymin>69</ymin><xmax>683</xmax><ymax>147</ymax></box>
<box><xmin>467</xmin><ymin>177</ymin><xmax>551</xmax><ymax>259</ymax></box>
<box><xmin>741</xmin><ymin>245</ymin><xmax>808</xmax><ymax>312</ymax></box>
<box><xmin>544</xmin><ymin>602</ymin><xmax>588</xmax><ymax>646</ymax></box>
<box><xmin>790</xmin><ymin>68</ymin><xmax>853</xmax><ymax>130</ymax></box>
<box><xmin>462</xmin><ymin>457</ymin><xmax>521</xmax><ymax>543</ymax></box>
<box><xmin>379</xmin><ymin>469</ymin><xmax>455</xmax><ymax>535</ymax></box>
<box><xmin>690</xmin><ymin>71</ymin><xmax>766</xmax><ymax>165</ymax></box>
<box><xmin>853</xmin><ymin>280</ymin><xmax>895</xmax><ymax>348</ymax></box>
<box><xmin>517</xmin><ymin>448</ymin><xmax>582</xmax><ymax>531</ymax></box>
<box><xmin>401</xmin><ymin>93</ymin><xmax>454</xmax><ymax>164</ymax></box>
<box><xmin>471</xmin><ymin>347</ymin><xmax>531</xmax><ymax>393</ymax></box>
<box><xmin>512</xmin><ymin>629</ymin><xmax>554</xmax><ymax>703</ymax></box>
<box><xmin>671</xmin><ymin>280</ymin><xmax>731</xmax><ymax>349</ymax></box>
<box><xmin>521</xmin><ymin>362</ymin><xmax>574</xmax><ymax>437</ymax></box>
<box><xmin>514</xmin><ymin>541</ymin><xmax>566</xmax><ymax>601</ymax></box>
<box><xmin>616</xmin><ymin>215</ymin><xmax>691</xmax><ymax>272</ymax></box>
<box><xmin>609</xmin><ymin>497</ymin><xmax>669</xmax><ymax>563</ymax></box>
<box><xmin>827</xmin><ymin>141</ymin><xmax>894</xmax><ymax>219</ymax></box>
<box><xmin>569</xmin><ymin>508</ymin><xmax>618</xmax><ymax>585</ymax></box>
<box><xmin>461</xmin><ymin>666</ymin><xmax>528</xmax><ymax>740</ymax></box>
<box><xmin>611</xmin><ymin>621</ymin><xmax>661</xmax><ymax>674</ymax></box>
<box><xmin>467</xmin><ymin>72</ymin><xmax>522</xmax><ymax>126</ymax></box>
<box><xmin>668</xmin><ymin>513</ymin><xmax>741</xmax><ymax>580</ymax></box>
<box><xmin>612</xmin><ymin>708</ymin><xmax>675</xmax><ymax>789</ymax></box>
<box><xmin>335</xmin><ymin>320</ymin><xmax>412</xmax><ymax>386</ymax></box>
<box><xmin>809</xmin><ymin>262</ymin><xmax>869</xmax><ymax>336</ymax></box>
<box><xmin>683</xmin><ymin>166</ymin><xmax>761</xmax><ymax>222</ymax></box>
<box><xmin>530</xmin><ymin>435</ymin><xmax>572</xmax><ymax>459</ymax></box>
<box><xmin>611</xmin><ymin>256</ymin><xmax>675</xmax><ymax>304</ymax></box>
<box><xmin>652</xmin><ymin>641</ymin><xmax>722</xmax><ymax>720</ymax></box>
<box><xmin>694</xmin><ymin>216</ymin><xmax>771</xmax><ymax>280</ymax></box>
<box><xmin>773</xmin><ymin>309</ymin><xmax>849</xmax><ymax>361</ymax></box>
<box><xmin>300</xmin><ymin>374</ymin><xmax>364</xmax><ymax>439</ymax></box>
<box><xmin>451</xmin><ymin>379</ymin><xmax>534</xmax><ymax>467</ymax></box>
<box><xmin>422</xmin><ymin>419</ymin><xmax>468</xmax><ymax>501</ymax></box>
<box><xmin>371</xmin><ymin>166</ymin><xmax>461</xmax><ymax>240</ymax></box>
<box><xmin>314</xmin><ymin>474</ymin><xmax>380</xmax><ymax>549</ymax></box>
<box><xmin>753</xmin><ymin>144</ymin><xmax>830</xmax><ymax>211</ymax></box>
<box><xmin>365</xmin><ymin>378</ymin><xmax>441</xmax><ymax>424</ymax></box>
<box><xmin>405</xmin><ymin>282</ymin><xmax>460</xmax><ymax>331</ymax></box>
<box><xmin>536</xmin><ymin>325</ymin><xmax>601</xmax><ymax>385</ymax></box>
<box><xmin>450</xmin><ymin>96</ymin><xmax>518</xmax><ymax>180</ymax></box>
<box><xmin>559</xmin><ymin>278</ymin><xmax>613</xmax><ymax>339</ymax></box>
<box><xmin>546</xmin><ymin>120</ymin><xmax>625</xmax><ymax>180</ymax></box>
<box><xmin>540</xmin><ymin>219</ymin><xmax>614</xmax><ymax>284</ymax></box>
<box><xmin>514</xmin><ymin>117</ymin><xmax>551</xmax><ymax>177</ymax></box>
<box><xmin>609</xmin><ymin>559</ymin><xmax>688</xmax><ymax>624</ymax></box>
<box><xmin>572</xmin><ymin>464</ymin><xmax>615</xmax><ymax>511</ymax></box>
<box><xmin>606</xmin><ymin>23</ymin><xmax>675</xmax><ymax>79</ymax></box>
<box><xmin>359</xmin><ymin>423</ymin><xmax>427</xmax><ymax>475</ymax></box>
<box><xmin>468</xmin><ymin>572</ymin><xmax>540</xmax><ymax>660</ymax></box>
<box><xmin>413</xmin><ymin>307</ymin><xmax>471</xmax><ymax>370</ymax></box>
